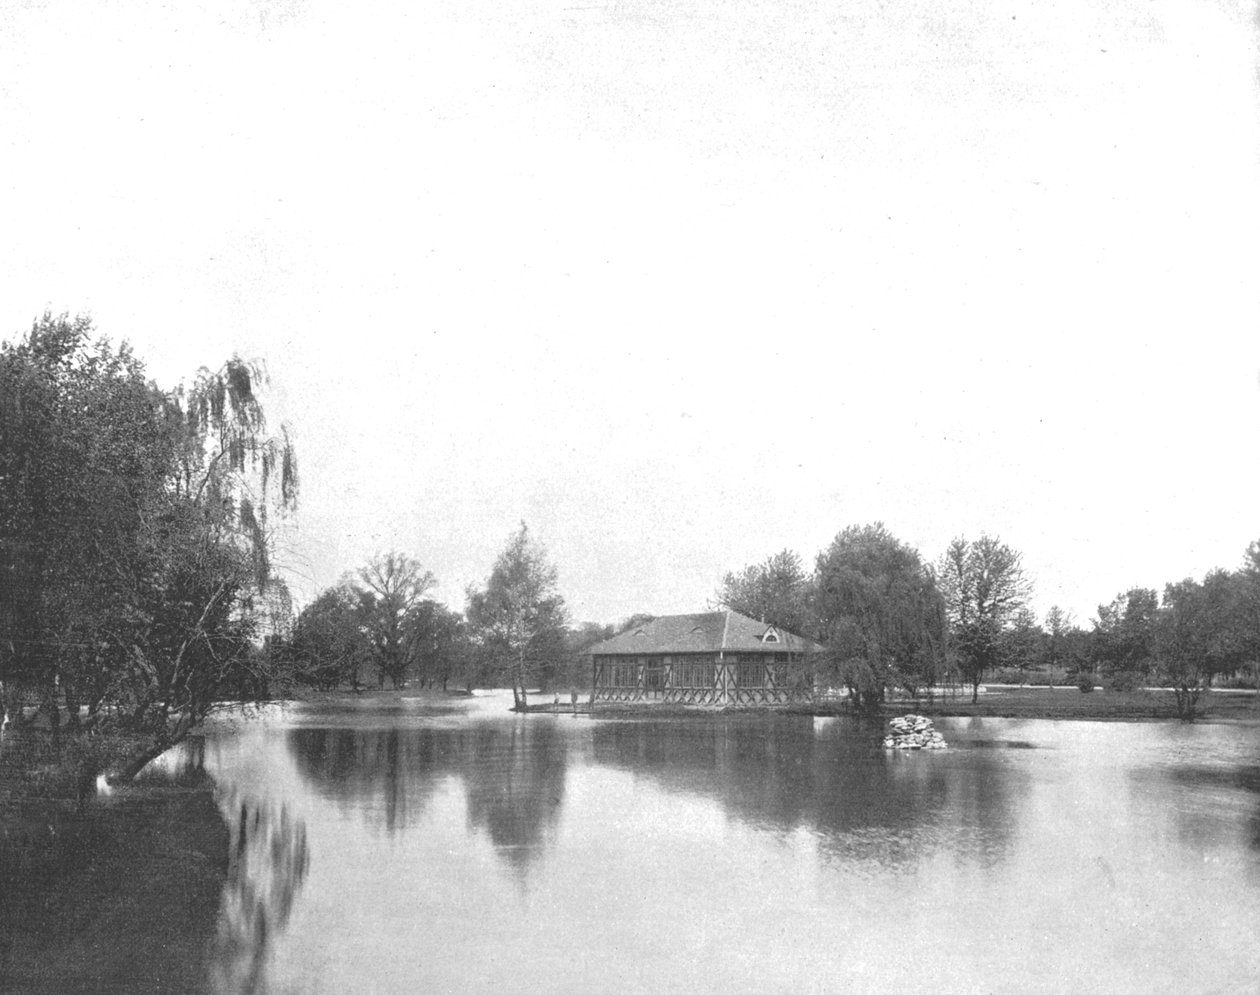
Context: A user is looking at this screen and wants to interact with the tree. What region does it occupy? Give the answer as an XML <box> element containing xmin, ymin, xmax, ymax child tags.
<box><xmin>108</xmin><ymin>351</ymin><xmax>298</xmax><ymax>778</ymax></box>
<box><xmin>939</xmin><ymin>534</ymin><xmax>1033</xmax><ymax>702</ymax></box>
<box><xmin>812</xmin><ymin>524</ymin><xmax>946</xmax><ymax>709</ymax></box>
<box><xmin>0</xmin><ymin>313</ymin><xmax>298</xmax><ymax>780</ymax></box>
<box><xmin>1237</xmin><ymin>541</ymin><xmax>1260</xmax><ymax>696</ymax></box>
<box><xmin>560</xmin><ymin>621</ymin><xmax>616</xmax><ymax>692</ymax></box>
<box><xmin>354</xmin><ymin>553</ymin><xmax>436</xmax><ymax>689</ymax></box>
<box><xmin>1091</xmin><ymin>587</ymin><xmax>1159</xmax><ymax>679</ymax></box>
<box><xmin>713</xmin><ymin>550</ymin><xmax>813</xmax><ymax>636</ymax></box>
<box><xmin>465</xmin><ymin>523</ymin><xmax>568</xmax><ymax>710</ymax></box>
<box><xmin>999</xmin><ymin>608</ymin><xmax>1043</xmax><ymax>681</ymax></box>
<box><xmin>410</xmin><ymin>600</ymin><xmax>468</xmax><ymax>691</ymax></box>
<box><xmin>1044</xmin><ymin>606</ymin><xmax>1068</xmax><ymax>673</ymax></box>
<box><xmin>0</xmin><ymin>315</ymin><xmax>177</xmax><ymax>730</ymax></box>
<box><xmin>1156</xmin><ymin>571</ymin><xmax>1246</xmax><ymax>721</ymax></box>
<box><xmin>290</xmin><ymin>584</ymin><xmax>370</xmax><ymax>690</ymax></box>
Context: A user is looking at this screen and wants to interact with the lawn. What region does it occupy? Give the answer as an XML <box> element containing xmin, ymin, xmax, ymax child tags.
<box><xmin>807</xmin><ymin>684</ymin><xmax>1260</xmax><ymax>722</ymax></box>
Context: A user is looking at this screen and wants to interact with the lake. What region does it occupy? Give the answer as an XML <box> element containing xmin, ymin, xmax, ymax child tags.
<box><xmin>155</xmin><ymin>692</ymin><xmax>1260</xmax><ymax>994</ymax></box>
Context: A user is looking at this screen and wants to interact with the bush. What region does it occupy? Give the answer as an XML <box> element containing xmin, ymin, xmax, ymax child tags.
<box><xmin>1106</xmin><ymin>670</ymin><xmax>1142</xmax><ymax>692</ymax></box>
<box><xmin>1075</xmin><ymin>672</ymin><xmax>1096</xmax><ymax>693</ymax></box>
<box><xmin>1214</xmin><ymin>670</ymin><xmax>1259</xmax><ymax>690</ymax></box>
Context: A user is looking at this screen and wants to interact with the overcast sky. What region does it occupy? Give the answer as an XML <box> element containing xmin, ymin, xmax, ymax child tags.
<box><xmin>2</xmin><ymin>0</ymin><xmax>1258</xmax><ymax>627</ymax></box>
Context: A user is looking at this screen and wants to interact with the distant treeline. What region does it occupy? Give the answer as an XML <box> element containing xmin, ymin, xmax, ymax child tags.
<box><xmin>711</xmin><ymin>524</ymin><xmax>1260</xmax><ymax>720</ymax></box>
<box><xmin>4</xmin><ymin>315</ymin><xmax>1255</xmax><ymax>754</ymax></box>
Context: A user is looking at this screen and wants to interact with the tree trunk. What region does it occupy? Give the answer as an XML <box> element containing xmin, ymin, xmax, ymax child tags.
<box><xmin>109</xmin><ymin>738</ymin><xmax>171</xmax><ymax>785</ymax></box>
<box><xmin>515</xmin><ymin>651</ymin><xmax>528</xmax><ymax>710</ymax></box>
<box><xmin>108</xmin><ymin>714</ymin><xmax>194</xmax><ymax>784</ymax></box>
<box><xmin>63</xmin><ymin>674</ymin><xmax>81</xmax><ymax>730</ymax></box>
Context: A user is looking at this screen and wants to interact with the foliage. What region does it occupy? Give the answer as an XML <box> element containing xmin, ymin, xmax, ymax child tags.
<box><xmin>465</xmin><ymin>523</ymin><xmax>568</xmax><ymax>708</ymax></box>
<box><xmin>812</xmin><ymin>523</ymin><xmax>946</xmax><ymax>708</ymax></box>
<box><xmin>354</xmin><ymin>553</ymin><xmax>436</xmax><ymax>689</ymax></box>
<box><xmin>0</xmin><ymin>313</ymin><xmax>298</xmax><ymax>778</ymax></box>
<box><xmin>938</xmin><ymin>534</ymin><xmax>1032</xmax><ymax>703</ymax></box>
<box><xmin>1106</xmin><ymin>670</ymin><xmax>1142</xmax><ymax>692</ymax></box>
<box><xmin>1091</xmin><ymin>587</ymin><xmax>1159</xmax><ymax>677</ymax></box>
<box><xmin>1155</xmin><ymin>570</ymin><xmax>1246</xmax><ymax>720</ymax></box>
<box><xmin>557</xmin><ymin>621</ymin><xmax>615</xmax><ymax>691</ymax></box>
<box><xmin>409</xmin><ymin>600</ymin><xmax>469</xmax><ymax>691</ymax></box>
<box><xmin>289</xmin><ymin>584</ymin><xmax>370</xmax><ymax>690</ymax></box>
<box><xmin>1043</xmin><ymin>606</ymin><xmax>1090</xmax><ymax>675</ymax></box>
<box><xmin>999</xmin><ymin>608</ymin><xmax>1044</xmax><ymax>679</ymax></box>
<box><xmin>713</xmin><ymin>549</ymin><xmax>813</xmax><ymax>637</ymax></box>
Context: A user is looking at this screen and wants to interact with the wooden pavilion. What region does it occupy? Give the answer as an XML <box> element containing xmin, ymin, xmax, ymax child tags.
<box><xmin>588</xmin><ymin>610</ymin><xmax>823</xmax><ymax>706</ymax></box>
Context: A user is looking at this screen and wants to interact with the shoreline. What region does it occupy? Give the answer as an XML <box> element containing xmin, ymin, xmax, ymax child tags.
<box><xmin>281</xmin><ymin>684</ymin><xmax>1260</xmax><ymax>723</ymax></box>
<box><xmin>0</xmin><ymin>740</ymin><xmax>229</xmax><ymax>994</ymax></box>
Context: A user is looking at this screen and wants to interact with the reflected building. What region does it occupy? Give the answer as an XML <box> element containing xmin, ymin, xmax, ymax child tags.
<box><xmin>285</xmin><ymin>706</ymin><xmax>1027</xmax><ymax>885</ymax></box>
<box><xmin>590</xmin><ymin>715</ymin><xmax>1022</xmax><ymax>867</ymax></box>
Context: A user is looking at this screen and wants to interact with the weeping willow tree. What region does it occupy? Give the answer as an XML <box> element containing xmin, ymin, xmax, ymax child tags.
<box><xmin>813</xmin><ymin>523</ymin><xmax>947</xmax><ymax>710</ymax></box>
<box><xmin>107</xmin><ymin>354</ymin><xmax>299</xmax><ymax>780</ymax></box>
<box><xmin>0</xmin><ymin>313</ymin><xmax>299</xmax><ymax>780</ymax></box>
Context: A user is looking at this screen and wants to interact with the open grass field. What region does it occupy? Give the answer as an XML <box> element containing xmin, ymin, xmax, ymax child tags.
<box><xmin>841</xmin><ymin>685</ymin><xmax>1260</xmax><ymax>722</ymax></box>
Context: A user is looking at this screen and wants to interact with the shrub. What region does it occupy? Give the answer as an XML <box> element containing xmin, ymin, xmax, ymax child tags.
<box><xmin>1075</xmin><ymin>672</ymin><xmax>1096</xmax><ymax>693</ymax></box>
<box><xmin>1214</xmin><ymin>670</ymin><xmax>1258</xmax><ymax>690</ymax></box>
<box><xmin>1106</xmin><ymin>670</ymin><xmax>1142</xmax><ymax>692</ymax></box>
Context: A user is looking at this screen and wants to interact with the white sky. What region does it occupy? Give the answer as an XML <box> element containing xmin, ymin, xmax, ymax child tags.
<box><xmin>2</xmin><ymin>0</ymin><xmax>1258</xmax><ymax>628</ymax></box>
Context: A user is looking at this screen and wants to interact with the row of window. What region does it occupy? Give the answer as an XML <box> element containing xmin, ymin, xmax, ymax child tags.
<box><xmin>595</xmin><ymin>660</ymin><xmax>791</xmax><ymax>689</ymax></box>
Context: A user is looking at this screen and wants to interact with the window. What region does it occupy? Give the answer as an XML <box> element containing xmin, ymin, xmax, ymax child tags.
<box><xmin>736</xmin><ymin>657</ymin><xmax>765</xmax><ymax>688</ymax></box>
<box><xmin>674</xmin><ymin>658</ymin><xmax>714</xmax><ymax>688</ymax></box>
<box><xmin>762</xmin><ymin>627</ymin><xmax>780</xmax><ymax>644</ymax></box>
<box><xmin>599</xmin><ymin>659</ymin><xmax>640</xmax><ymax>687</ymax></box>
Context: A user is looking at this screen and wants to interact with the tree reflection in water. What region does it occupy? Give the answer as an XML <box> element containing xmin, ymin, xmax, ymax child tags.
<box><xmin>286</xmin><ymin>711</ymin><xmax>1022</xmax><ymax>879</ymax></box>
<box><xmin>284</xmin><ymin>726</ymin><xmax>448</xmax><ymax>833</ymax></box>
<box><xmin>459</xmin><ymin>721</ymin><xmax>567</xmax><ymax>877</ymax></box>
<box><xmin>590</xmin><ymin>715</ymin><xmax>1023</xmax><ymax>867</ymax></box>
<box><xmin>209</xmin><ymin>791</ymin><xmax>310</xmax><ymax>995</ymax></box>
<box><xmin>288</xmin><ymin>719</ymin><xmax>567</xmax><ymax>875</ymax></box>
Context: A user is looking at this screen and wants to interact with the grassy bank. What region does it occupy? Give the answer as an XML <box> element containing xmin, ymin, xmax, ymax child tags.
<box><xmin>1</xmin><ymin>731</ymin><xmax>228</xmax><ymax>994</ymax></box>
<box><xmin>797</xmin><ymin>685</ymin><xmax>1260</xmax><ymax>722</ymax></box>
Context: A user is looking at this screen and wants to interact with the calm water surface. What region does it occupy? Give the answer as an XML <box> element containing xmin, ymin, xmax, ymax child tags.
<box><xmin>165</xmin><ymin>692</ymin><xmax>1260</xmax><ymax>994</ymax></box>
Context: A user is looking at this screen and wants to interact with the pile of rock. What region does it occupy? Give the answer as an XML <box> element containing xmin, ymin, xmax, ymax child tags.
<box><xmin>883</xmin><ymin>714</ymin><xmax>947</xmax><ymax>750</ymax></box>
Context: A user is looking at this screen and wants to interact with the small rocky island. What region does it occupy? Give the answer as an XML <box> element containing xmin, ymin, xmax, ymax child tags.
<box><xmin>883</xmin><ymin>714</ymin><xmax>947</xmax><ymax>750</ymax></box>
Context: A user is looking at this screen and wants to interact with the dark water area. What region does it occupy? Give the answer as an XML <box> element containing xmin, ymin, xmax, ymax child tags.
<box><xmin>131</xmin><ymin>695</ymin><xmax>1260</xmax><ymax>992</ymax></box>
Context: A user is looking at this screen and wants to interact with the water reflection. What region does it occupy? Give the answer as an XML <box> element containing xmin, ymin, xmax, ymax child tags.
<box><xmin>210</xmin><ymin>792</ymin><xmax>310</xmax><ymax>995</ymax></box>
<box><xmin>187</xmin><ymin>700</ymin><xmax>1260</xmax><ymax>994</ymax></box>
<box><xmin>1131</xmin><ymin>755</ymin><xmax>1260</xmax><ymax>870</ymax></box>
<box><xmin>151</xmin><ymin>736</ymin><xmax>312</xmax><ymax>995</ymax></box>
<box><xmin>286</xmin><ymin>711</ymin><xmax>1023</xmax><ymax>877</ymax></box>
<box><xmin>287</xmin><ymin>719</ymin><xmax>567</xmax><ymax>874</ymax></box>
<box><xmin>591</xmin><ymin>716</ymin><xmax>1021</xmax><ymax>867</ymax></box>
<box><xmin>287</xmin><ymin>727</ymin><xmax>447</xmax><ymax>833</ymax></box>
<box><xmin>460</xmin><ymin>722</ymin><xmax>567</xmax><ymax>876</ymax></box>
